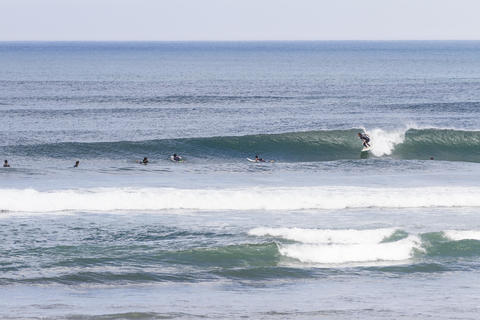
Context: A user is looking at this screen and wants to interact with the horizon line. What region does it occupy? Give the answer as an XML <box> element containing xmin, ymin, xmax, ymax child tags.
<box><xmin>1</xmin><ymin>39</ymin><xmax>480</xmax><ymax>43</ymax></box>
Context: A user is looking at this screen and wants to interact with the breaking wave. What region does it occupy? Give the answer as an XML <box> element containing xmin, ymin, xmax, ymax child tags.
<box><xmin>3</xmin><ymin>127</ymin><xmax>480</xmax><ymax>162</ymax></box>
<box><xmin>249</xmin><ymin>227</ymin><xmax>480</xmax><ymax>265</ymax></box>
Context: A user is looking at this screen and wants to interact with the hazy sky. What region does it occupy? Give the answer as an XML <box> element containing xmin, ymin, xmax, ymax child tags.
<box><xmin>1</xmin><ymin>0</ymin><xmax>480</xmax><ymax>41</ymax></box>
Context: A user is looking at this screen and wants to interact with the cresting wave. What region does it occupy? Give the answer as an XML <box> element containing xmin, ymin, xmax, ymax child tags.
<box><xmin>2</xmin><ymin>186</ymin><xmax>480</xmax><ymax>212</ymax></box>
<box><xmin>3</xmin><ymin>127</ymin><xmax>480</xmax><ymax>162</ymax></box>
<box><xmin>249</xmin><ymin>227</ymin><xmax>480</xmax><ymax>265</ymax></box>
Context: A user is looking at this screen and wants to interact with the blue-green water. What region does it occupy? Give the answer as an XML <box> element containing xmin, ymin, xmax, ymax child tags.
<box><xmin>1</xmin><ymin>41</ymin><xmax>480</xmax><ymax>319</ymax></box>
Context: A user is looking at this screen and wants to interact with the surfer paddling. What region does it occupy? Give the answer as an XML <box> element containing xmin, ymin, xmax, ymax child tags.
<box><xmin>254</xmin><ymin>155</ymin><xmax>266</xmax><ymax>162</ymax></box>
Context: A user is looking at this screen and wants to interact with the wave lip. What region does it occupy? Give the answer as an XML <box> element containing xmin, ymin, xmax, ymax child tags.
<box><xmin>249</xmin><ymin>227</ymin><xmax>397</xmax><ymax>244</ymax></box>
<box><xmin>2</xmin><ymin>186</ymin><xmax>480</xmax><ymax>213</ymax></box>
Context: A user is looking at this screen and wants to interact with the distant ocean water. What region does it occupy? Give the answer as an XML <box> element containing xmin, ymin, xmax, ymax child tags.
<box><xmin>1</xmin><ymin>41</ymin><xmax>480</xmax><ymax>319</ymax></box>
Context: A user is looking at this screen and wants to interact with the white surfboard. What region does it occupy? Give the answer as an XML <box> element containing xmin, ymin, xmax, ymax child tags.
<box><xmin>361</xmin><ymin>145</ymin><xmax>372</xmax><ymax>152</ymax></box>
<box><xmin>247</xmin><ymin>158</ymin><xmax>274</xmax><ymax>163</ymax></box>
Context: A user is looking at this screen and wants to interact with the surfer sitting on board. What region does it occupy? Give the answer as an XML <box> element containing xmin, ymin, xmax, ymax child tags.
<box><xmin>255</xmin><ymin>155</ymin><xmax>266</xmax><ymax>162</ymax></box>
<box><xmin>358</xmin><ymin>133</ymin><xmax>371</xmax><ymax>148</ymax></box>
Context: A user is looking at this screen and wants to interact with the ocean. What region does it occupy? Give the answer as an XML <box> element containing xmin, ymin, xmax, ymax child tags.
<box><xmin>1</xmin><ymin>41</ymin><xmax>480</xmax><ymax>319</ymax></box>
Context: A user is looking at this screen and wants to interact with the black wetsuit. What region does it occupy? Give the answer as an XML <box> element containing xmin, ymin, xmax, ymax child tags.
<box><xmin>359</xmin><ymin>134</ymin><xmax>370</xmax><ymax>147</ymax></box>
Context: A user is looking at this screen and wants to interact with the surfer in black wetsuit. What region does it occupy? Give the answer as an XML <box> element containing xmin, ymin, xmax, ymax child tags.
<box><xmin>141</xmin><ymin>157</ymin><xmax>149</xmax><ymax>165</ymax></box>
<box><xmin>172</xmin><ymin>153</ymin><xmax>182</xmax><ymax>161</ymax></box>
<box><xmin>358</xmin><ymin>133</ymin><xmax>371</xmax><ymax>148</ymax></box>
<box><xmin>255</xmin><ymin>155</ymin><xmax>266</xmax><ymax>162</ymax></box>
<box><xmin>3</xmin><ymin>160</ymin><xmax>10</xmax><ymax>167</ymax></box>
<box><xmin>74</xmin><ymin>160</ymin><xmax>80</xmax><ymax>168</ymax></box>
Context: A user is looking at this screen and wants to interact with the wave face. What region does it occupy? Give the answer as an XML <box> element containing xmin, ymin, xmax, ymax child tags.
<box><xmin>249</xmin><ymin>228</ymin><xmax>480</xmax><ymax>265</ymax></box>
<box><xmin>2</xmin><ymin>186</ymin><xmax>480</xmax><ymax>212</ymax></box>
<box><xmin>3</xmin><ymin>128</ymin><xmax>480</xmax><ymax>162</ymax></box>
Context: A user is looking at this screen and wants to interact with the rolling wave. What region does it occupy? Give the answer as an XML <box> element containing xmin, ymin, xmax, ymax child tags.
<box><xmin>3</xmin><ymin>128</ymin><xmax>480</xmax><ymax>162</ymax></box>
<box><xmin>3</xmin><ymin>228</ymin><xmax>480</xmax><ymax>285</ymax></box>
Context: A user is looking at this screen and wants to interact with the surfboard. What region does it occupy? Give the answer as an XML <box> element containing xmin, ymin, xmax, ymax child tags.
<box><xmin>247</xmin><ymin>158</ymin><xmax>274</xmax><ymax>163</ymax></box>
<box><xmin>361</xmin><ymin>145</ymin><xmax>372</xmax><ymax>152</ymax></box>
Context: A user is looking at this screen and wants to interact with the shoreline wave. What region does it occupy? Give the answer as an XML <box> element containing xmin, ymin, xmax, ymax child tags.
<box><xmin>2</xmin><ymin>186</ymin><xmax>480</xmax><ymax>212</ymax></box>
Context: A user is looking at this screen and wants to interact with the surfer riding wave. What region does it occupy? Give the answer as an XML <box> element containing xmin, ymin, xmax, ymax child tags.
<box><xmin>358</xmin><ymin>132</ymin><xmax>371</xmax><ymax>148</ymax></box>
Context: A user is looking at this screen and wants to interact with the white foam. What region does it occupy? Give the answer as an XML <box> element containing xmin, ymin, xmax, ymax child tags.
<box><xmin>363</xmin><ymin>127</ymin><xmax>407</xmax><ymax>157</ymax></box>
<box><xmin>1</xmin><ymin>186</ymin><xmax>480</xmax><ymax>213</ymax></box>
<box><xmin>278</xmin><ymin>237</ymin><xmax>419</xmax><ymax>264</ymax></box>
<box><xmin>249</xmin><ymin>227</ymin><xmax>420</xmax><ymax>265</ymax></box>
<box><xmin>444</xmin><ymin>230</ymin><xmax>480</xmax><ymax>241</ymax></box>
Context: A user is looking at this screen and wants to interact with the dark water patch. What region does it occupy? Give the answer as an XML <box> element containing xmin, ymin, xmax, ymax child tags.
<box><xmin>364</xmin><ymin>262</ymin><xmax>450</xmax><ymax>274</ymax></box>
<box><xmin>425</xmin><ymin>239</ymin><xmax>480</xmax><ymax>257</ymax></box>
<box><xmin>4</xmin><ymin>93</ymin><xmax>297</xmax><ymax>106</ymax></box>
<box><xmin>0</xmin><ymin>271</ymin><xmax>210</xmax><ymax>286</ymax></box>
<box><xmin>390</xmin><ymin>101</ymin><xmax>480</xmax><ymax>113</ymax></box>
<box><xmin>161</xmin><ymin>243</ymin><xmax>280</xmax><ymax>268</ymax></box>
<box><xmin>213</xmin><ymin>266</ymin><xmax>315</xmax><ymax>280</ymax></box>
<box><xmin>420</xmin><ymin>232</ymin><xmax>480</xmax><ymax>257</ymax></box>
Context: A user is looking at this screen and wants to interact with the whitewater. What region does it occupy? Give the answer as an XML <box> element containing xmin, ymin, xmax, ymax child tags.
<box><xmin>2</xmin><ymin>185</ymin><xmax>480</xmax><ymax>212</ymax></box>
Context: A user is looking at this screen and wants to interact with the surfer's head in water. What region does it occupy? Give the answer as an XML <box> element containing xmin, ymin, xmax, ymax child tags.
<box><xmin>142</xmin><ymin>157</ymin><xmax>148</xmax><ymax>164</ymax></box>
<box><xmin>3</xmin><ymin>160</ymin><xmax>10</xmax><ymax>167</ymax></box>
<box><xmin>74</xmin><ymin>160</ymin><xmax>79</xmax><ymax>168</ymax></box>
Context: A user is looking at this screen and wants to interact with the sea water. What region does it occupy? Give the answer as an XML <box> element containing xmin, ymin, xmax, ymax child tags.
<box><xmin>1</xmin><ymin>41</ymin><xmax>480</xmax><ymax>319</ymax></box>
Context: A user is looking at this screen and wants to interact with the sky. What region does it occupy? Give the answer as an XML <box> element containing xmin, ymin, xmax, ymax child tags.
<box><xmin>1</xmin><ymin>0</ymin><xmax>480</xmax><ymax>41</ymax></box>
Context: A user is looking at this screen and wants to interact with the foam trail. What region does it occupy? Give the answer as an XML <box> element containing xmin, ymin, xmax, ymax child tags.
<box><xmin>2</xmin><ymin>186</ymin><xmax>480</xmax><ymax>213</ymax></box>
